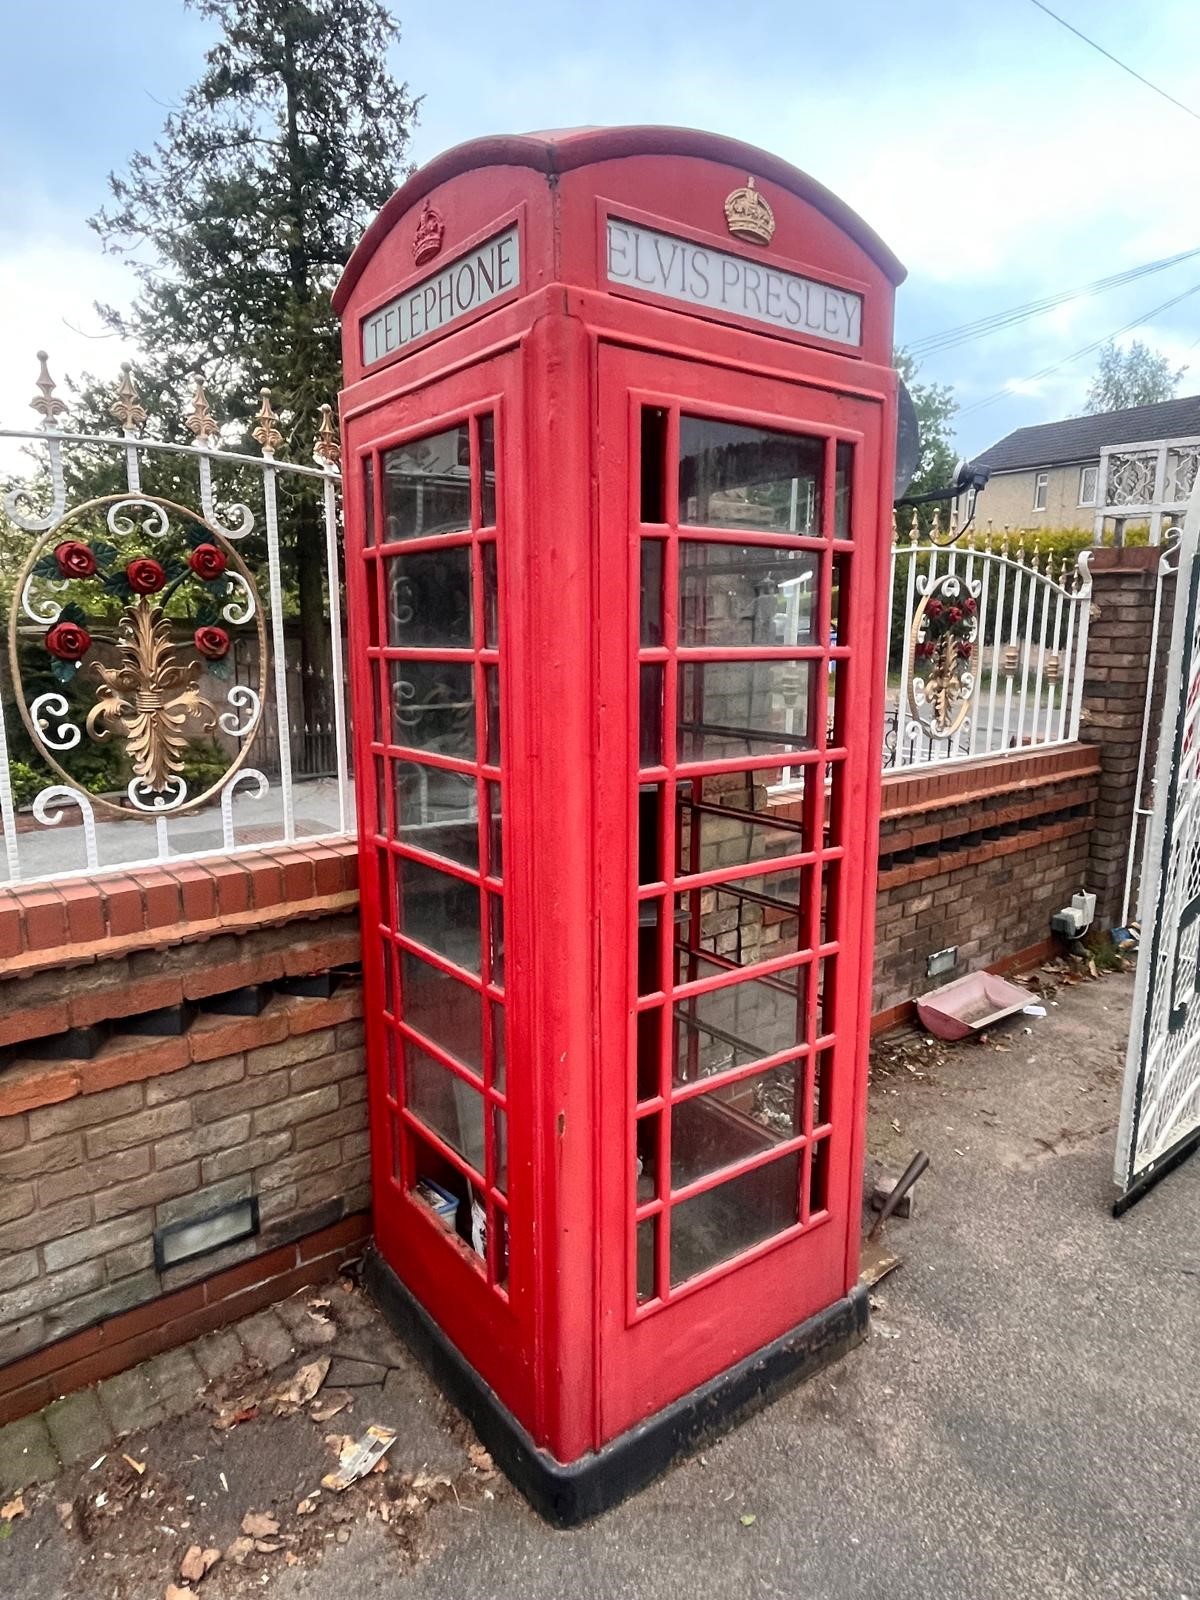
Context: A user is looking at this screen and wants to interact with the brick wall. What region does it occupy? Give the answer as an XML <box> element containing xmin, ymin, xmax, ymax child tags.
<box><xmin>871</xmin><ymin>745</ymin><xmax>1101</xmax><ymax>1021</ymax></box>
<box><xmin>0</xmin><ymin>843</ymin><xmax>369</xmax><ymax>1420</ymax></box>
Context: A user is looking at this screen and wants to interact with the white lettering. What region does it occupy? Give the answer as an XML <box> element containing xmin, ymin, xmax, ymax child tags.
<box><xmin>604</xmin><ymin>218</ymin><xmax>863</xmax><ymax>349</ymax></box>
<box><xmin>361</xmin><ymin>224</ymin><xmax>521</xmax><ymax>365</ymax></box>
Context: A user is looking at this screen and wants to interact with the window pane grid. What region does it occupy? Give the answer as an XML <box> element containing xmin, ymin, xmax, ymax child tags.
<box><xmin>632</xmin><ymin>403</ymin><xmax>851</xmax><ymax>1310</ymax></box>
<box><xmin>367</xmin><ymin>412</ymin><xmax>510</xmax><ymax>1293</ymax></box>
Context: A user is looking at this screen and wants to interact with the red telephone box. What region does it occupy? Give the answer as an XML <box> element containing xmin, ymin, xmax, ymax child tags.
<box><xmin>334</xmin><ymin>127</ymin><xmax>904</xmax><ymax>1522</ymax></box>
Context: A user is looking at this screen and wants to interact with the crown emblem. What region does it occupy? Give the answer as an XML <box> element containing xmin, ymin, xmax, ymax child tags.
<box><xmin>412</xmin><ymin>200</ymin><xmax>445</xmax><ymax>265</ymax></box>
<box><xmin>724</xmin><ymin>176</ymin><xmax>775</xmax><ymax>246</ymax></box>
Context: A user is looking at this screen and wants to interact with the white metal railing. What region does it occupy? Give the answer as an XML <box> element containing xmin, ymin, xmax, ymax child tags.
<box><xmin>0</xmin><ymin>354</ymin><xmax>352</xmax><ymax>889</ymax></box>
<box><xmin>884</xmin><ymin>511</ymin><xmax>1093</xmax><ymax>771</ymax></box>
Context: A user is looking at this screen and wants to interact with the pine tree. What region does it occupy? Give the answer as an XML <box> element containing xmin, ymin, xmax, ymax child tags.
<box><xmin>88</xmin><ymin>0</ymin><xmax>420</xmax><ymax>715</ymax></box>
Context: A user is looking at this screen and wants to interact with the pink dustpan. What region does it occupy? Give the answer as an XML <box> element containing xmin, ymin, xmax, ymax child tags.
<box><xmin>916</xmin><ymin>970</ymin><xmax>1032</xmax><ymax>1042</ymax></box>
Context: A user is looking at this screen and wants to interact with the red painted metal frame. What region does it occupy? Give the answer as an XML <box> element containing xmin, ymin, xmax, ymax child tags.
<box><xmin>593</xmin><ymin>347</ymin><xmax>885</xmax><ymax>1440</ymax></box>
<box><xmin>338</xmin><ymin>128</ymin><xmax>898</xmax><ymax>1467</ymax></box>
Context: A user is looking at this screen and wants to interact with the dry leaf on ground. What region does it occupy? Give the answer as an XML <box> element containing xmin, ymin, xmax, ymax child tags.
<box><xmin>240</xmin><ymin>1510</ymin><xmax>280</xmax><ymax>1539</ymax></box>
<box><xmin>1</xmin><ymin>1495</ymin><xmax>26</xmax><ymax>1521</ymax></box>
<box><xmin>310</xmin><ymin>1390</ymin><xmax>352</xmax><ymax>1423</ymax></box>
<box><xmin>225</xmin><ymin>1536</ymin><xmax>254</xmax><ymax>1564</ymax></box>
<box><xmin>165</xmin><ymin>1587</ymin><xmax>196</xmax><ymax>1600</ymax></box>
<box><xmin>180</xmin><ymin>1545</ymin><xmax>221</xmax><ymax>1582</ymax></box>
<box><xmin>123</xmin><ymin>1454</ymin><xmax>146</xmax><ymax>1475</ymax></box>
<box><xmin>467</xmin><ymin>1443</ymin><xmax>496</xmax><ymax>1477</ymax></box>
<box><xmin>272</xmin><ymin>1357</ymin><xmax>330</xmax><ymax>1414</ymax></box>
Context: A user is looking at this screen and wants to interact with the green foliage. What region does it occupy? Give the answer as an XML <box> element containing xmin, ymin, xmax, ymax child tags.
<box><xmin>1083</xmin><ymin>339</ymin><xmax>1184</xmax><ymax>415</ymax></box>
<box><xmin>894</xmin><ymin>348</ymin><xmax>958</xmax><ymax>501</ymax></box>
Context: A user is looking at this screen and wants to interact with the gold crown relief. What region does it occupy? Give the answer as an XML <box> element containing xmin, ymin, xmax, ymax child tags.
<box><xmin>412</xmin><ymin>200</ymin><xmax>445</xmax><ymax>265</ymax></box>
<box><xmin>723</xmin><ymin>176</ymin><xmax>775</xmax><ymax>246</ymax></box>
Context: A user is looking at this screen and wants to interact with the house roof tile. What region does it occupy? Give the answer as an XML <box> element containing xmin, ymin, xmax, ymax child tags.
<box><xmin>971</xmin><ymin>394</ymin><xmax>1200</xmax><ymax>473</ymax></box>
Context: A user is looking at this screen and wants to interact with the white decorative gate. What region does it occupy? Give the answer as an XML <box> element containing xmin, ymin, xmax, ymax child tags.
<box><xmin>1115</xmin><ymin>479</ymin><xmax>1200</xmax><ymax>1211</ymax></box>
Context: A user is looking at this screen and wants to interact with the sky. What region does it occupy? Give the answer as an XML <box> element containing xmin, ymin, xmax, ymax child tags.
<box><xmin>1</xmin><ymin>0</ymin><xmax>1199</xmax><ymax>460</ymax></box>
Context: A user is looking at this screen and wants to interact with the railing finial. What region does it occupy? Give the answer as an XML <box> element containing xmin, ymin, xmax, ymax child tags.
<box><xmin>314</xmin><ymin>403</ymin><xmax>342</xmax><ymax>468</ymax></box>
<box><xmin>30</xmin><ymin>350</ymin><xmax>67</xmax><ymax>427</ymax></box>
<box><xmin>185</xmin><ymin>374</ymin><xmax>220</xmax><ymax>445</ymax></box>
<box><xmin>253</xmin><ymin>387</ymin><xmax>283</xmax><ymax>456</ymax></box>
<box><xmin>110</xmin><ymin>362</ymin><xmax>148</xmax><ymax>434</ymax></box>
<box><xmin>908</xmin><ymin>507</ymin><xmax>920</xmax><ymax>544</ymax></box>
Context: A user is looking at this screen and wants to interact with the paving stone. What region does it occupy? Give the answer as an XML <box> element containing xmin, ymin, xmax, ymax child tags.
<box><xmin>326</xmin><ymin>1356</ymin><xmax>387</xmax><ymax>1388</ymax></box>
<box><xmin>378</xmin><ymin>1360</ymin><xmax>467</xmax><ymax>1475</ymax></box>
<box><xmin>273</xmin><ymin>1292</ymin><xmax>339</xmax><ymax>1349</ymax></box>
<box><xmin>43</xmin><ymin>1387</ymin><xmax>112</xmax><ymax>1467</ymax></box>
<box><xmin>96</xmin><ymin>1366</ymin><xmax>166</xmax><ymax>1438</ymax></box>
<box><xmin>192</xmin><ymin>1327</ymin><xmax>247</xmax><ymax>1382</ymax></box>
<box><xmin>326</xmin><ymin>1324</ymin><xmax>409</xmax><ymax>1369</ymax></box>
<box><xmin>0</xmin><ymin>1412</ymin><xmax>59</xmax><ymax>1496</ymax></box>
<box><xmin>142</xmin><ymin>1346</ymin><xmax>206</xmax><ymax>1418</ymax></box>
<box><xmin>234</xmin><ymin>1307</ymin><xmax>294</xmax><ymax>1372</ymax></box>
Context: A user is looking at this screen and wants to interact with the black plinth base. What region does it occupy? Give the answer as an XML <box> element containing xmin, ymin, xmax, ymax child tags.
<box><xmin>363</xmin><ymin>1246</ymin><xmax>869</xmax><ymax>1526</ymax></box>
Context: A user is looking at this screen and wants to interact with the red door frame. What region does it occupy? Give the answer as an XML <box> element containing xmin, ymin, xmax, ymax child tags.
<box><xmin>593</xmin><ymin>345</ymin><xmax>888</xmax><ymax>1440</ymax></box>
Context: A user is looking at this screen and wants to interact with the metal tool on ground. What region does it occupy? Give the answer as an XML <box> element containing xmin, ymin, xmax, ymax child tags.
<box><xmin>860</xmin><ymin>1150</ymin><xmax>930</xmax><ymax>1288</ymax></box>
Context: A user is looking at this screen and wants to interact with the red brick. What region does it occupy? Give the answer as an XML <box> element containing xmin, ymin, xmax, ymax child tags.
<box><xmin>58</xmin><ymin>883</ymin><xmax>106</xmax><ymax>945</ymax></box>
<box><xmin>0</xmin><ymin>1064</ymin><xmax>78</xmax><ymax>1119</ymax></box>
<box><xmin>100</xmin><ymin>876</ymin><xmax>146</xmax><ymax>938</ymax></box>
<box><xmin>0</xmin><ymin>896</ymin><xmax>25</xmax><ymax>961</ymax></box>
<box><xmin>169</xmin><ymin>864</ymin><xmax>218</xmax><ymax>922</ymax></box>
<box><xmin>268</xmin><ymin>849</ymin><xmax>316</xmax><ymax>905</ymax></box>
<box><xmin>69</xmin><ymin>972</ymin><xmax>185</xmax><ymax>1029</ymax></box>
<box><xmin>0</xmin><ymin>1000</ymin><xmax>71</xmax><ymax>1052</ymax></box>
<box><xmin>206</xmin><ymin>859</ymin><xmax>253</xmax><ymax>917</ymax></box>
<box><xmin>17</xmin><ymin>887</ymin><xmax>67</xmax><ymax>951</ymax></box>
<box><xmin>140</xmin><ymin>871</ymin><xmax>183</xmax><ymax>930</ymax></box>
<box><xmin>79</xmin><ymin>1034</ymin><xmax>191</xmax><ymax>1094</ymax></box>
<box><xmin>188</xmin><ymin>1003</ymin><xmax>290</xmax><ymax>1063</ymax></box>
<box><xmin>245</xmin><ymin>855</ymin><xmax>285</xmax><ymax>911</ymax></box>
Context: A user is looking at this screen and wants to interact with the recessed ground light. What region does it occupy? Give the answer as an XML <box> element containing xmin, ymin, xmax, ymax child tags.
<box><xmin>154</xmin><ymin>1196</ymin><xmax>259</xmax><ymax>1272</ymax></box>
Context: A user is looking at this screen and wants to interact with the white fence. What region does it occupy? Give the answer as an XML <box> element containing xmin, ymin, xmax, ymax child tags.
<box><xmin>0</xmin><ymin>354</ymin><xmax>352</xmax><ymax>889</ymax></box>
<box><xmin>884</xmin><ymin>512</ymin><xmax>1093</xmax><ymax>771</ymax></box>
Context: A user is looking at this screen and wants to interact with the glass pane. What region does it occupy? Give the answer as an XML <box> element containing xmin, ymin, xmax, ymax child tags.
<box><xmin>677</xmin><ymin>660</ymin><xmax>811</xmax><ymax>762</ymax></box>
<box><xmin>485</xmin><ymin>666</ymin><xmax>501</xmax><ymax>766</ymax></box>
<box><xmin>405</xmin><ymin>1040</ymin><xmax>485</xmax><ymax>1172</ymax></box>
<box><xmin>383</xmin><ymin>424</ymin><xmax>471</xmax><ymax>541</ymax></box>
<box><xmin>389</xmin><ymin>661</ymin><xmax>475</xmax><ymax>759</ymax></box>
<box><xmin>487</xmin><ymin>780</ymin><xmax>503</xmax><ymax>879</ymax></box>
<box><xmin>491</xmin><ymin>1001</ymin><xmax>506</xmax><ymax>1093</ymax></box>
<box><xmin>393</xmin><ymin>761</ymin><xmax>478</xmax><ymax>868</ymax></box>
<box><xmin>483</xmin><ymin>542</ymin><xmax>499</xmax><ymax>647</ymax></box>
<box><xmin>489</xmin><ymin>893</ymin><xmax>505</xmax><ymax>986</ymax></box>
<box><xmin>673</xmin><ymin>955</ymin><xmax>804</xmax><ymax>1084</ymax></box>
<box><xmin>637</xmin><ymin>1113</ymin><xmax>660</xmax><ymax>1200</ymax></box>
<box><xmin>830</xmin><ymin>556</ymin><xmax>845</xmax><ymax>644</ymax></box>
<box><xmin>834</xmin><ymin>442</ymin><xmax>853</xmax><ymax>539</ymax></box>
<box><xmin>397</xmin><ymin>857</ymin><xmax>481</xmax><ymax>974</ymax></box>
<box><xmin>675</xmin><ymin>775</ymin><xmax>805</xmax><ymax>879</ymax></box>
<box><xmin>493</xmin><ymin>1106</ymin><xmax>507</xmax><ymax>1192</ymax></box>
<box><xmin>639</xmin><ymin>663</ymin><xmax>663</xmax><ymax>767</ymax></box>
<box><xmin>679</xmin><ymin>417</ymin><xmax>823</xmax><ymax>534</ymax></box>
<box><xmin>638</xmin><ymin>785</ymin><xmax>663</xmax><ymax>885</ymax></box>
<box><xmin>364</xmin><ymin>457</ymin><xmax>376</xmax><ymax>547</ymax></box>
<box><xmin>637</xmin><ymin>1217</ymin><xmax>658</xmax><ymax>1303</ymax></box>
<box><xmin>640</xmin><ymin>540</ymin><xmax>664</xmax><ymax>646</ymax></box>
<box><xmin>386</xmin><ymin>548</ymin><xmax>472</xmax><ymax>648</ymax></box>
<box><xmin>678</xmin><ymin>543</ymin><xmax>817</xmax><ymax>648</ymax></box>
<box><xmin>641</xmin><ymin>407</ymin><xmax>668</xmax><ymax>523</ymax></box>
<box><xmin>809</xmin><ymin>1136</ymin><xmax>830</xmax><ymax>1213</ymax></box>
<box><xmin>670</xmin><ymin>1151</ymin><xmax>800</xmax><ymax>1285</ymax></box>
<box><xmin>671</xmin><ymin>1060</ymin><xmax>802</xmax><ymax>1189</ymax></box>
<box><xmin>479</xmin><ymin>414</ymin><xmax>496</xmax><ymax>526</ymax></box>
<box><xmin>400</xmin><ymin>949</ymin><xmax>482</xmax><ymax>1076</ymax></box>
<box><xmin>679</xmin><ymin>867</ymin><xmax>808</xmax><ymax>956</ymax></box>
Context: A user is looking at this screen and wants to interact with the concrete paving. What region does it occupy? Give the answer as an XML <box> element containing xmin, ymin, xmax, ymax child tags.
<box><xmin>3</xmin><ymin>966</ymin><xmax>1199</xmax><ymax>1599</ymax></box>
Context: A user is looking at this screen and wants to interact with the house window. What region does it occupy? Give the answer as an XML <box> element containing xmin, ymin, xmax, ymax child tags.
<box><xmin>1033</xmin><ymin>472</ymin><xmax>1049</xmax><ymax>511</ymax></box>
<box><xmin>1078</xmin><ymin>464</ymin><xmax>1099</xmax><ymax>507</ymax></box>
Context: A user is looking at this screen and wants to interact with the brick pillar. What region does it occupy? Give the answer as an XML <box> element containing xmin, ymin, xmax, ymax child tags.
<box><xmin>1080</xmin><ymin>546</ymin><xmax>1173</xmax><ymax>928</ymax></box>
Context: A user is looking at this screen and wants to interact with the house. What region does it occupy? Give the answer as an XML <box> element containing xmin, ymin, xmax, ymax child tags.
<box><xmin>963</xmin><ymin>393</ymin><xmax>1200</xmax><ymax>539</ymax></box>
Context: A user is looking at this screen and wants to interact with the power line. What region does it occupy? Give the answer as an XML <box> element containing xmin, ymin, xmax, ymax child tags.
<box><xmin>959</xmin><ymin>280</ymin><xmax>1200</xmax><ymax>416</ymax></box>
<box><xmin>908</xmin><ymin>246</ymin><xmax>1200</xmax><ymax>357</ymax></box>
<box><xmin>1027</xmin><ymin>0</ymin><xmax>1200</xmax><ymax>124</ymax></box>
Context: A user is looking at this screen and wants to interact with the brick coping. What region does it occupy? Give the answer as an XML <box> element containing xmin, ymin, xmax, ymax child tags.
<box><xmin>880</xmin><ymin>743</ymin><xmax>1099</xmax><ymax>822</ymax></box>
<box><xmin>0</xmin><ymin>840</ymin><xmax>359</xmax><ymax>979</ymax></box>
